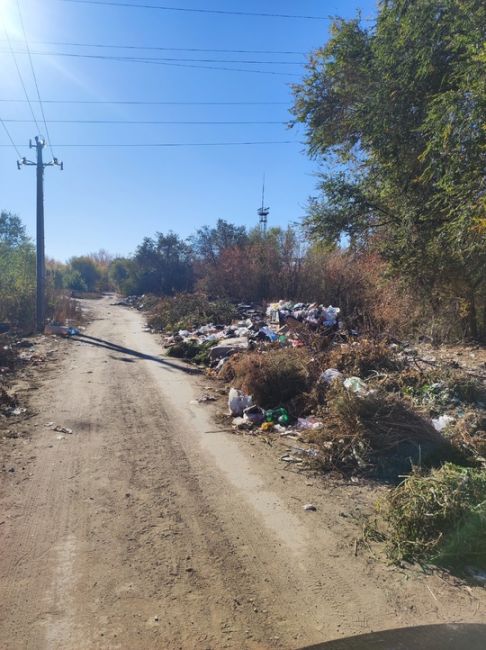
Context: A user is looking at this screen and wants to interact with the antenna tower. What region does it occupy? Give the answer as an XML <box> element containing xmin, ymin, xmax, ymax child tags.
<box><xmin>257</xmin><ymin>175</ymin><xmax>270</xmax><ymax>235</ymax></box>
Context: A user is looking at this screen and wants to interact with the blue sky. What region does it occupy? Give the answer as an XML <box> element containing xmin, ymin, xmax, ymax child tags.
<box><xmin>0</xmin><ymin>0</ymin><xmax>376</xmax><ymax>260</ymax></box>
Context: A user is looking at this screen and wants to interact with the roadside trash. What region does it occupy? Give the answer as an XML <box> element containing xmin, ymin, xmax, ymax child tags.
<box><xmin>243</xmin><ymin>405</ymin><xmax>265</xmax><ymax>425</ymax></box>
<box><xmin>54</xmin><ymin>425</ymin><xmax>73</xmax><ymax>434</ymax></box>
<box><xmin>209</xmin><ymin>337</ymin><xmax>248</xmax><ymax>363</ymax></box>
<box><xmin>260</xmin><ymin>421</ymin><xmax>274</xmax><ymax>432</ymax></box>
<box><xmin>45</xmin><ymin>324</ymin><xmax>80</xmax><ymax>337</ymax></box>
<box><xmin>45</xmin><ymin>422</ymin><xmax>73</xmax><ymax>434</ymax></box>
<box><xmin>232</xmin><ymin>416</ymin><xmax>252</xmax><ymax>430</ymax></box>
<box><xmin>320</xmin><ymin>368</ymin><xmax>343</xmax><ymax>384</ymax></box>
<box><xmin>296</xmin><ymin>417</ymin><xmax>323</xmax><ymax>431</ymax></box>
<box><xmin>196</xmin><ymin>394</ymin><xmax>216</xmax><ymax>403</ymax></box>
<box><xmin>281</xmin><ymin>453</ymin><xmax>303</xmax><ymax>463</ymax></box>
<box><xmin>7</xmin><ymin>406</ymin><xmax>26</xmax><ymax>416</ymax></box>
<box><xmin>228</xmin><ymin>387</ymin><xmax>253</xmax><ymax>416</ymax></box>
<box><xmin>265</xmin><ymin>407</ymin><xmax>290</xmax><ymax>425</ymax></box>
<box><xmin>303</xmin><ymin>504</ymin><xmax>317</xmax><ymax>511</ymax></box>
<box><xmin>258</xmin><ymin>326</ymin><xmax>278</xmax><ymax>342</ymax></box>
<box><xmin>432</xmin><ymin>414</ymin><xmax>454</xmax><ymax>432</ymax></box>
<box><xmin>343</xmin><ymin>377</ymin><xmax>367</xmax><ymax>394</ymax></box>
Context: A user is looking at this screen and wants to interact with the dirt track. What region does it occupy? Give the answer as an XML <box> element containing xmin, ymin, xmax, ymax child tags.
<box><xmin>1</xmin><ymin>297</ymin><xmax>485</xmax><ymax>649</ymax></box>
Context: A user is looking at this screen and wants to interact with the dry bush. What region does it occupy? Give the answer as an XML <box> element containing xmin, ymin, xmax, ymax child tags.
<box><xmin>226</xmin><ymin>349</ymin><xmax>310</xmax><ymax>409</ymax></box>
<box><xmin>147</xmin><ymin>293</ymin><xmax>237</xmax><ymax>332</ymax></box>
<box><xmin>48</xmin><ymin>293</ymin><xmax>83</xmax><ymax>324</ymax></box>
<box><xmin>327</xmin><ymin>339</ymin><xmax>403</xmax><ymax>378</ymax></box>
<box><xmin>308</xmin><ymin>386</ymin><xmax>462</xmax><ymax>481</ymax></box>
<box><xmin>301</xmin><ymin>250</ymin><xmax>418</xmax><ymax>338</ymax></box>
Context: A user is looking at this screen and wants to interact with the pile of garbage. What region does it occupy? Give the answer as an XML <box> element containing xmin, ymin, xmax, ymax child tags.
<box><xmin>266</xmin><ymin>301</ymin><xmax>340</xmax><ymax>328</ymax></box>
<box><xmin>163</xmin><ymin>300</ymin><xmax>343</xmax><ymax>368</ymax></box>
<box><xmin>227</xmin><ymin>386</ymin><xmax>323</xmax><ymax>440</ymax></box>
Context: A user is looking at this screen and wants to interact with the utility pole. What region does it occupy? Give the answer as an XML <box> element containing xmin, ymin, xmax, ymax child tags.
<box><xmin>18</xmin><ymin>136</ymin><xmax>63</xmax><ymax>333</ymax></box>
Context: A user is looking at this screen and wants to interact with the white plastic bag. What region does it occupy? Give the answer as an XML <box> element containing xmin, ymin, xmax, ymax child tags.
<box><xmin>320</xmin><ymin>368</ymin><xmax>344</xmax><ymax>384</ymax></box>
<box><xmin>228</xmin><ymin>387</ymin><xmax>253</xmax><ymax>416</ymax></box>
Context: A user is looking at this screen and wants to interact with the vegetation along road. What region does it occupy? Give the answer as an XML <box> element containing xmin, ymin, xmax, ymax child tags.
<box><xmin>0</xmin><ymin>297</ymin><xmax>484</xmax><ymax>649</ymax></box>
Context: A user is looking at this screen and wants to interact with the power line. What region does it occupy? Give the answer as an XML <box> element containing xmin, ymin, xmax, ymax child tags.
<box><xmin>2</xmin><ymin>119</ymin><xmax>288</xmax><ymax>125</ymax></box>
<box><xmin>15</xmin><ymin>0</ymin><xmax>56</xmax><ymax>158</ymax></box>
<box><xmin>0</xmin><ymin>38</ymin><xmax>306</xmax><ymax>56</ymax></box>
<box><xmin>1</xmin><ymin>22</ymin><xmax>42</xmax><ymax>134</ymax></box>
<box><xmin>0</xmin><ymin>117</ymin><xmax>22</xmax><ymax>157</ymax></box>
<box><xmin>59</xmin><ymin>0</ymin><xmax>331</xmax><ymax>20</ymax></box>
<box><xmin>0</xmin><ymin>49</ymin><xmax>301</xmax><ymax>76</ymax></box>
<box><xmin>0</xmin><ymin>140</ymin><xmax>295</xmax><ymax>148</ymax></box>
<box><xmin>3</xmin><ymin>48</ymin><xmax>303</xmax><ymax>64</ymax></box>
<box><xmin>0</xmin><ymin>99</ymin><xmax>290</xmax><ymax>105</ymax></box>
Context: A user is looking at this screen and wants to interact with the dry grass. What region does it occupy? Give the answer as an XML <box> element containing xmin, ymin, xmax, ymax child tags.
<box><xmin>225</xmin><ymin>349</ymin><xmax>310</xmax><ymax>410</ymax></box>
<box><xmin>48</xmin><ymin>294</ymin><xmax>83</xmax><ymax>325</ymax></box>
<box><xmin>327</xmin><ymin>339</ymin><xmax>403</xmax><ymax>378</ymax></box>
<box><xmin>307</xmin><ymin>386</ymin><xmax>462</xmax><ymax>481</ymax></box>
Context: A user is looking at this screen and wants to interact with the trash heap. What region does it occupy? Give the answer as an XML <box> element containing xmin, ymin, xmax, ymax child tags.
<box><xmin>163</xmin><ymin>300</ymin><xmax>342</xmax><ymax>368</ymax></box>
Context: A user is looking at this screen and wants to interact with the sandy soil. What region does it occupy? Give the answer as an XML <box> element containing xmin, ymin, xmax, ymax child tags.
<box><xmin>0</xmin><ymin>296</ymin><xmax>485</xmax><ymax>650</ymax></box>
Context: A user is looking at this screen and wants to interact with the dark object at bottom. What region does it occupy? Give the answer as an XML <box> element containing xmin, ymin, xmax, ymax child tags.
<box><xmin>299</xmin><ymin>624</ymin><xmax>486</xmax><ymax>650</ymax></box>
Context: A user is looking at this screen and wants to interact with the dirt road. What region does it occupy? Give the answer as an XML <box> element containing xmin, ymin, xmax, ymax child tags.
<box><xmin>1</xmin><ymin>297</ymin><xmax>485</xmax><ymax>649</ymax></box>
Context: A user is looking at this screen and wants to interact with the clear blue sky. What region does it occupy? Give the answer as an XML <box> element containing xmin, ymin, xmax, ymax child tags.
<box><xmin>0</xmin><ymin>0</ymin><xmax>376</xmax><ymax>260</ymax></box>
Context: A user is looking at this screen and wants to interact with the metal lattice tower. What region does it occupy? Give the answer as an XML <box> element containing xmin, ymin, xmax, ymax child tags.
<box><xmin>257</xmin><ymin>175</ymin><xmax>270</xmax><ymax>235</ymax></box>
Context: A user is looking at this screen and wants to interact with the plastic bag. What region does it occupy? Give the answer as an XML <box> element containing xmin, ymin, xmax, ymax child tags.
<box><xmin>343</xmin><ymin>377</ymin><xmax>367</xmax><ymax>394</ymax></box>
<box><xmin>228</xmin><ymin>387</ymin><xmax>253</xmax><ymax>416</ymax></box>
<box><xmin>320</xmin><ymin>368</ymin><xmax>343</xmax><ymax>384</ymax></box>
<box><xmin>243</xmin><ymin>405</ymin><xmax>265</xmax><ymax>425</ymax></box>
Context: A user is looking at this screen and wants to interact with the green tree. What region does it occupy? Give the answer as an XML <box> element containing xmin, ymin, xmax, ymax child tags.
<box><xmin>0</xmin><ymin>211</ymin><xmax>35</xmax><ymax>329</ymax></box>
<box><xmin>292</xmin><ymin>0</ymin><xmax>486</xmax><ymax>338</ymax></box>
<box><xmin>133</xmin><ymin>232</ymin><xmax>194</xmax><ymax>295</ymax></box>
<box><xmin>190</xmin><ymin>219</ymin><xmax>248</xmax><ymax>264</ymax></box>
<box><xmin>68</xmin><ymin>256</ymin><xmax>102</xmax><ymax>292</ymax></box>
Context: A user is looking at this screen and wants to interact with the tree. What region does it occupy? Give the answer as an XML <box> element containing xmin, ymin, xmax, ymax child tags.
<box><xmin>190</xmin><ymin>219</ymin><xmax>248</xmax><ymax>265</ymax></box>
<box><xmin>69</xmin><ymin>256</ymin><xmax>102</xmax><ymax>292</ymax></box>
<box><xmin>133</xmin><ymin>232</ymin><xmax>194</xmax><ymax>295</ymax></box>
<box><xmin>0</xmin><ymin>211</ymin><xmax>35</xmax><ymax>328</ymax></box>
<box><xmin>0</xmin><ymin>211</ymin><xmax>28</xmax><ymax>247</ymax></box>
<box><xmin>292</xmin><ymin>0</ymin><xmax>486</xmax><ymax>338</ymax></box>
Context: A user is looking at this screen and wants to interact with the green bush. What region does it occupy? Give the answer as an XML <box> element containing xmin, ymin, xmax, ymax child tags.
<box><xmin>166</xmin><ymin>339</ymin><xmax>215</xmax><ymax>365</ymax></box>
<box><xmin>385</xmin><ymin>463</ymin><xmax>486</xmax><ymax>569</ymax></box>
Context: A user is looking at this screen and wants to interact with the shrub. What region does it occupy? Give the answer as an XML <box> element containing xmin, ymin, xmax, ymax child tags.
<box><xmin>327</xmin><ymin>339</ymin><xmax>403</xmax><ymax>378</ymax></box>
<box><xmin>166</xmin><ymin>340</ymin><xmax>215</xmax><ymax>365</ymax></box>
<box><xmin>309</xmin><ymin>386</ymin><xmax>461</xmax><ymax>480</ymax></box>
<box><xmin>227</xmin><ymin>349</ymin><xmax>309</xmax><ymax>409</ymax></box>
<box><xmin>147</xmin><ymin>293</ymin><xmax>237</xmax><ymax>331</ymax></box>
<box><xmin>385</xmin><ymin>463</ymin><xmax>486</xmax><ymax>569</ymax></box>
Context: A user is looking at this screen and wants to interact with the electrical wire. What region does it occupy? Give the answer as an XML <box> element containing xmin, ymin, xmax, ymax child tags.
<box><xmin>0</xmin><ymin>99</ymin><xmax>289</xmax><ymax>105</ymax></box>
<box><xmin>0</xmin><ymin>116</ymin><xmax>22</xmax><ymax>157</ymax></box>
<box><xmin>2</xmin><ymin>23</ymin><xmax>42</xmax><ymax>135</ymax></box>
<box><xmin>59</xmin><ymin>0</ymin><xmax>330</xmax><ymax>20</ymax></box>
<box><xmin>0</xmin><ymin>51</ymin><xmax>303</xmax><ymax>77</ymax></box>
<box><xmin>0</xmin><ymin>38</ymin><xmax>306</xmax><ymax>56</ymax></box>
<box><xmin>0</xmin><ymin>48</ymin><xmax>301</xmax><ymax>76</ymax></box>
<box><xmin>2</xmin><ymin>119</ymin><xmax>288</xmax><ymax>125</ymax></box>
<box><xmin>0</xmin><ymin>140</ymin><xmax>295</xmax><ymax>148</ymax></box>
<box><xmin>15</xmin><ymin>0</ymin><xmax>56</xmax><ymax>158</ymax></box>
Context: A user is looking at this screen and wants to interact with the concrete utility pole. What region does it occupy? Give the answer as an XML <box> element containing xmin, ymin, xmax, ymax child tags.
<box><xmin>17</xmin><ymin>136</ymin><xmax>63</xmax><ymax>333</ymax></box>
